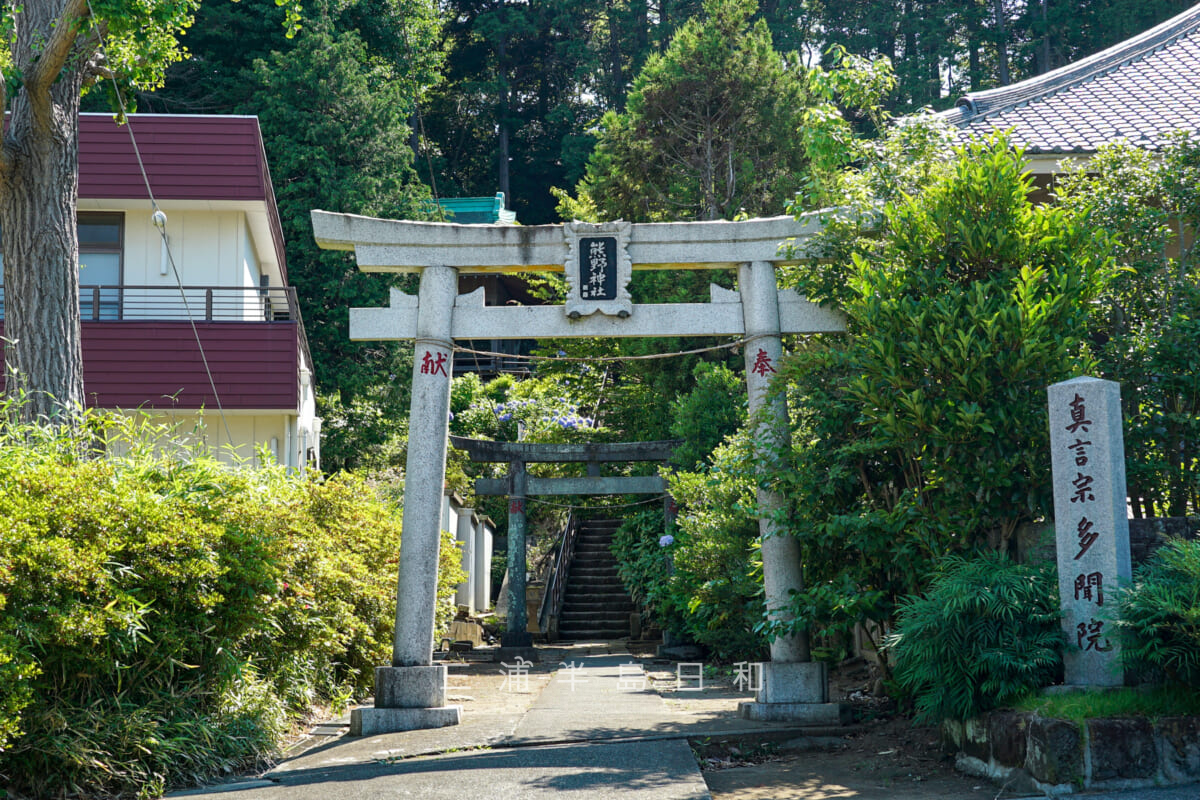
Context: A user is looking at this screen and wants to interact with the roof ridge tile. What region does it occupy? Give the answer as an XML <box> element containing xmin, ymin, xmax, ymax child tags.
<box><xmin>949</xmin><ymin>3</ymin><xmax>1200</xmax><ymax>122</ymax></box>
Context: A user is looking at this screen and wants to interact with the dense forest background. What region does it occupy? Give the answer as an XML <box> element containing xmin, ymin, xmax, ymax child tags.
<box><xmin>128</xmin><ymin>0</ymin><xmax>1193</xmax><ymax>465</ymax></box>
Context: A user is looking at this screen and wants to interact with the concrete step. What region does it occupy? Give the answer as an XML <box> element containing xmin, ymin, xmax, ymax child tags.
<box><xmin>561</xmin><ymin>599</ymin><xmax>638</xmax><ymax>614</ymax></box>
<box><xmin>551</xmin><ymin>518</ymin><xmax>635</xmax><ymax>642</ymax></box>
<box><xmin>556</xmin><ymin>628</ymin><xmax>631</xmax><ymax>640</ymax></box>
<box><xmin>574</xmin><ymin>538</ymin><xmax>615</xmax><ymax>548</ymax></box>
<box><xmin>563</xmin><ymin>588</ymin><xmax>629</xmax><ymax>600</ymax></box>
<box><xmin>565</xmin><ymin>584</ymin><xmax>626</xmax><ymax>595</ymax></box>
<box><xmin>571</xmin><ymin>563</ymin><xmax>619</xmax><ymax>575</ymax></box>
<box><xmin>572</xmin><ymin>543</ymin><xmax>614</xmax><ymax>553</ymax></box>
<box><xmin>559</xmin><ymin>611</ymin><xmax>633</xmax><ymax>624</ymax></box>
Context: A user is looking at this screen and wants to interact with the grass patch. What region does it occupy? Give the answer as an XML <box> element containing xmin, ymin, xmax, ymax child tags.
<box><xmin>1014</xmin><ymin>686</ymin><xmax>1200</xmax><ymax>721</ymax></box>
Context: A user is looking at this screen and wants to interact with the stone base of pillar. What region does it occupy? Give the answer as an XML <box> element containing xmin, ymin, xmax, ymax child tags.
<box><xmin>350</xmin><ymin>706</ymin><xmax>462</xmax><ymax>736</ymax></box>
<box><xmin>375</xmin><ymin>665</ymin><xmax>448</xmax><ymax>708</ymax></box>
<box><xmin>737</xmin><ymin>701</ymin><xmax>849</xmax><ymax>725</ymax></box>
<box><xmin>501</xmin><ymin>631</ymin><xmax>533</xmax><ymax>648</ymax></box>
<box><xmin>738</xmin><ymin>661</ymin><xmax>847</xmax><ymax>725</ymax></box>
<box><xmin>347</xmin><ymin>665</ymin><xmax>461</xmax><ymax>736</ymax></box>
<box><xmin>493</xmin><ymin>645</ymin><xmax>539</xmax><ymax>664</ymax></box>
<box><xmin>757</xmin><ymin>662</ymin><xmax>828</xmax><ymax>704</ymax></box>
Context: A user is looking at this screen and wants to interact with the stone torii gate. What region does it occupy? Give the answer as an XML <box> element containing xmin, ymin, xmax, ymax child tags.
<box><xmin>312</xmin><ymin>211</ymin><xmax>848</xmax><ymax>735</ymax></box>
<box><xmin>450</xmin><ymin>435</ymin><xmax>679</xmax><ymax>657</ymax></box>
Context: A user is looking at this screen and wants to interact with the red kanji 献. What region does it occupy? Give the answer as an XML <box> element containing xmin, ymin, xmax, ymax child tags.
<box><xmin>421</xmin><ymin>350</ymin><xmax>448</xmax><ymax>376</ymax></box>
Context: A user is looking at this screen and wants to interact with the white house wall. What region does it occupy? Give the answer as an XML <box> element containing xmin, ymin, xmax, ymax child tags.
<box><xmin>127</xmin><ymin>410</ymin><xmax>308</xmax><ymax>469</ymax></box>
<box><xmin>81</xmin><ymin>204</ymin><xmax>273</xmax><ymax>323</ymax></box>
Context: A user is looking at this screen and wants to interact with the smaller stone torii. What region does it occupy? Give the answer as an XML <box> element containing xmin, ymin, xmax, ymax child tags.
<box><xmin>312</xmin><ymin>211</ymin><xmax>848</xmax><ymax>735</ymax></box>
<box><xmin>450</xmin><ymin>436</ymin><xmax>679</xmax><ymax>658</ymax></box>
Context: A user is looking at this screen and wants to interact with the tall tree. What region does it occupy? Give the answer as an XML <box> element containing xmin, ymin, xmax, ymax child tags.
<box><xmin>561</xmin><ymin>0</ymin><xmax>811</xmax><ymax>223</ymax></box>
<box><xmin>0</xmin><ymin>0</ymin><xmax>213</xmax><ymax>423</ymax></box>
<box><xmin>422</xmin><ymin>0</ymin><xmax>603</xmax><ymax>223</ymax></box>
<box><xmin>147</xmin><ymin>0</ymin><xmax>444</xmax><ymax>469</ymax></box>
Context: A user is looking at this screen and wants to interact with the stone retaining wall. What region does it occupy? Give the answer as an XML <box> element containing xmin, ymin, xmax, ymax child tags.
<box><xmin>944</xmin><ymin>712</ymin><xmax>1200</xmax><ymax>794</ymax></box>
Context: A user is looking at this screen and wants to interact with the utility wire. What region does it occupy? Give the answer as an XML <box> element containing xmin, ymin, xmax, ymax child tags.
<box><xmin>452</xmin><ymin>332</ymin><xmax>782</xmax><ymax>364</ymax></box>
<box><xmin>526</xmin><ymin>494</ymin><xmax>667</xmax><ymax>511</ymax></box>
<box><xmin>86</xmin><ymin>0</ymin><xmax>234</xmax><ymax>448</ymax></box>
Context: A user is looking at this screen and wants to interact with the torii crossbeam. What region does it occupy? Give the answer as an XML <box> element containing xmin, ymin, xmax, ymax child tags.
<box><xmin>312</xmin><ymin>210</ymin><xmax>848</xmax><ymax>735</ymax></box>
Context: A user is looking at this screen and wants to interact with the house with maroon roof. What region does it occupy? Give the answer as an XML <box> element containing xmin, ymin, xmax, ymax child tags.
<box><xmin>941</xmin><ymin>3</ymin><xmax>1200</xmax><ymax>171</ymax></box>
<box><xmin>0</xmin><ymin>114</ymin><xmax>320</xmax><ymax>469</ymax></box>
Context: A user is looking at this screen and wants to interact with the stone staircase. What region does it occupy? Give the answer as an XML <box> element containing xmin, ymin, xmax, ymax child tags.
<box><xmin>557</xmin><ymin>518</ymin><xmax>636</xmax><ymax>641</ymax></box>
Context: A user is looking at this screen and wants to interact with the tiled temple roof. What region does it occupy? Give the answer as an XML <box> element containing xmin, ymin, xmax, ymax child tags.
<box><xmin>941</xmin><ymin>4</ymin><xmax>1200</xmax><ymax>154</ymax></box>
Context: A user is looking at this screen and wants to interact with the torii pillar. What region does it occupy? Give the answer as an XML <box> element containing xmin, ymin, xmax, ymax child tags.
<box><xmin>312</xmin><ymin>212</ymin><xmax>849</xmax><ymax>734</ymax></box>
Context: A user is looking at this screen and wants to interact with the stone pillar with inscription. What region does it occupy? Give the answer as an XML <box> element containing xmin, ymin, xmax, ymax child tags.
<box><xmin>736</xmin><ymin>260</ymin><xmax>844</xmax><ymax>725</ymax></box>
<box><xmin>350</xmin><ymin>265</ymin><xmax>463</xmax><ymax>736</ymax></box>
<box><xmin>1048</xmin><ymin>376</ymin><xmax>1132</xmax><ymax>688</ymax></box>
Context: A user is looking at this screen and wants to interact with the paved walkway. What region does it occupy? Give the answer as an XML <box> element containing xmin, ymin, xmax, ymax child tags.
<box><xmin>168</xmin><ymin>645</ymin><xmax>1200</xmax><ymax>800</ymax></box>
<box><xmin>169</xmin><ymin>646</ymin><xmax>765</xmax><ymax>800</ymax></box>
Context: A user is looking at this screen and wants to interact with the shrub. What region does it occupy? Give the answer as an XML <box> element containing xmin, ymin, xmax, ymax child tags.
<box><xmin>769</xmin><ymin>134</ymin><xmax>1110</xmax><ymax>666</ymax></box>
<box><xmin>610</xmin><ymin>433</ymin><xmax>769</xmax><ymax>663</ymax></box>
<box><xmin>0</xmin><ymin>411</ymin><xmax>461</xmax><ymax>797</ymax></box>
<box><xmin>888</xmin><ymin>554</ymin><xmax>1062</xmax><ymax>722</ymax></box>
<box><xmin>1112</xmin><ymin>539</ymin><xmax>1200</xmax><ymax>686</ymax></box>
<box><xmin>611</xmin><ymin>510</ymin><xmax>687</xmax><ymax>635</ymax></box>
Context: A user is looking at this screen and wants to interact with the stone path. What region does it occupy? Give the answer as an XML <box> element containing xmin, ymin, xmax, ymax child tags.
<box><xmin>168</xmin><ymin>646</ymin><xmax>1200</xmax><ymax>800</ymax></box>
<box><xmin>169</xmin><ymin>648</ymin><xmax>725</xmax><ymax>800</ymax></box>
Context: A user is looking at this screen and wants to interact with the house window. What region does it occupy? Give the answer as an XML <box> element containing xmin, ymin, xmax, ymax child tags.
<box><xmin>78</xmin><ymin>213</ymin><xmax>124</xmax><ymax>320</ymax></box>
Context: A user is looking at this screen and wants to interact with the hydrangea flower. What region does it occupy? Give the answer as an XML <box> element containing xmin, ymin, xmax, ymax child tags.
<box><xmin>659</xmin><ymin>534</ymin><xmax>675</xmax><ymax>547</ymax></box>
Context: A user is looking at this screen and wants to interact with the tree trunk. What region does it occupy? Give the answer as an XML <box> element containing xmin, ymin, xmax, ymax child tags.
<box><xmin>606</xmin><ymin>0</ymin><xmax>624</xmax><ymax>109</ymax></box>
<box><xmin>496</xmin><ymin>36</ymin><xmax>511</xmax><ymax>206</ymax></box>
<box><xmin>993</xmin><ymin>0</ymin><xmax>1010</xmax><ymax>85</ymax></box>
<box><xmin>1</xmin><ymin>6</ymin><xmax>88</xmax><ymax>424</ymax></box>
<box><xmin>968</xmin><ymin>38</ymin><xmax>981</xmax><ymax>90</ymax></box>
<box><xmin>1038</xmin><ymin>0</ymin><xmax>1051</xmax><ymax>74</ymax></box>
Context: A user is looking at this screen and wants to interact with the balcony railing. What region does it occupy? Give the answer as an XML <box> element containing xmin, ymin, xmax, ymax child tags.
<box><xmin>0</xmin><ymin>285</ymin><xmax>301</xmax><ymax>323</ymax></box>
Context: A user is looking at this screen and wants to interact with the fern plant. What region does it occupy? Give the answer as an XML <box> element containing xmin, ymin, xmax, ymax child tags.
<box><xmin>887</xmin><ymin>554</ymin><xmax>1063</xmax><ymax>722</ymax></box>
<box><xmin>1112</xmin><ymin>539</ymin><xmax>1200</xmax><ymax>686</ymax></box>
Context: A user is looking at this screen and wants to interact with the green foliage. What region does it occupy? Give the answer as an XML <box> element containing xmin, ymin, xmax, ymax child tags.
<box><xmin>808</xmin><ymin>1</ymin><xmax>1191</xmax><ymax>111</ymax></box>
<box><xmin>770</xmin><ymin>135</ymin><xmax>1111</xmax><ymax>661</ymax></box>
<box><xmin>0</xmin><ymin>411</ymin><xmax>460</xmax><ymax>797</ymax></box>
<box><xmin>243</xmin><ymin>20</ymin><xmax>436</xmax><ymax>469</ymax></box>
<box><xmin>613</xmin><ymin>437</ymin><xmax>769</xmax><ymax>664</ymax></box>
<box><xmin>1056</xmin><ymin>134</ymin><xmax>1200</xmax><ymax>517</ymax></box>
<box><xmin>669</xmin><ymin>362</ymin><xmax>746</xmax><ymax>469</ymax></box>
<box><xmin>1016</xmin><ymin>685</ymin><xmax>1200</xmax><ymax>722</ymax></box>
<box><xmin>561</xmin><ymin>0</ymin><xmax>812</xmax><ymax>222</ymax></box>
<box><xmin>888</xmin><ymin>554</ymin><xmax>1063</xmax><ymax>723</ymax></box>
<box><xmin>1111</xmin><ymin>539</ymin><xmax>1200</xmax><ymax>687</ymax></box>
<box><xmin>665</xmin><ymin>433</ymin><xmax>768</xmax><ymax>661</ymax></box>
<box><xmin>66</xmin><ymin>0</ymin><xmax>206</xmax><ymax>96</ymax></box>
<box><xmin>611</xmin><ymin>510</ymin><xmax>684</xmax><ymax>633</ymax></box>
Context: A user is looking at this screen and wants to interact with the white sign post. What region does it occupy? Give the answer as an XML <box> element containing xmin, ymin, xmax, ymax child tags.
<box><xmin>1047</xmin><ymin>376</ymin><xmax>1132</xmax><ymax>688</ymax></box>
<box><xmin>312</xmin><ymin>211</ymin><xmax>848</xmax><ymax>733</ymax></box>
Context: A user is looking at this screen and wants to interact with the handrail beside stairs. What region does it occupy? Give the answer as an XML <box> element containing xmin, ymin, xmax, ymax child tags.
<box><xmin>538</xmin><ymin>512</ymin><xmax>580</xmax><ymax>641</ymax></box>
